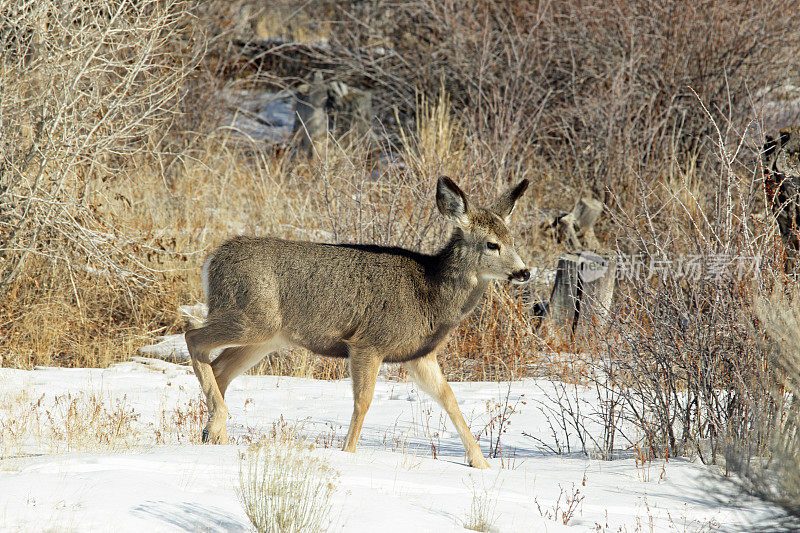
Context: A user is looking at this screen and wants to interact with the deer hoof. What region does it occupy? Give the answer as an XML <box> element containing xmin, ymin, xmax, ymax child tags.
<box><xmin>201</xmin><ymin>421</ymin><xmax>229</xmax><ymax>445</ymax></box>
<box><xmin>470</xmin><ymin>456</ymin><xmax>491</xmax><ymax>469</ymax></box>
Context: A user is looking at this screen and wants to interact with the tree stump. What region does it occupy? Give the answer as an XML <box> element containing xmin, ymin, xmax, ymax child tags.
<box><xmin>548</xmin><ymin>251</ymin><xmax>616</xmax><ymax>342</ymax></box>
<box><xmin>543</xmin><ymin>197</ymin><xmax>603</xmax><ymax>250</ymax></box>
<box><xmin>292</xmin><ymin>72</ymin><xmax>374</xmax><ymax>156</ymax></box>
<box><xmin>328</xmin><ymin>81</ymin><xmax>373</xmax><ymax>141</ymax></box>
<box><xmin>762</xmin><ymin>127</ymin><xmax>800</xmax><ymax>267</ymax></box>
<box><xmin>292</xmin><ymin>72</ymin><xmax>329</xmax><ymax>157</ymax></box>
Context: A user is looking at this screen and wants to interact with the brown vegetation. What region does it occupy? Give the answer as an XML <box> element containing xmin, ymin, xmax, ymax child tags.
<box><xmin>1</xmin><ymin>0</ymin><xmax>798</xmax><ymax>400</ymax></box>
<box><xmin>2</xmin><ymin>0</ymin><xmax>800</xmax><ymax>521</ymax></box>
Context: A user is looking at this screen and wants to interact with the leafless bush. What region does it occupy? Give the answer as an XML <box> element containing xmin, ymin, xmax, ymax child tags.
<box><xmin>0</xmin><ymin>0</ymin><xmax>206</xmax><ymax>367</ymax></box>
<box><xmin>525</xmin><ymin>369</ymin><xmax>628</xmax><ymax>460</ymax></box>
<box><xmin>524</xmin><ymin>97</ymin><xmax>798</xmax><ymax>469</ymax></box>
<box><xmin>0</xmin><ymin>0</ymin><xmax>202</xmax><ymax>301</ymax></box>
<box><xmin>594</xmin><ymin>99</ymin><xmax>787</xmax><ymax>464</ymax></box>
<box><xmin>308</xmin><ymin>0</ymin><xmax>799</xmax><ymax>205</ymax></box>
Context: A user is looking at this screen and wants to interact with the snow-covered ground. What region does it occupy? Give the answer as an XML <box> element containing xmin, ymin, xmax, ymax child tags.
<box><xmin>0</xmin><ymin>358</ymin><xmax>780</xmax><ymax>532</ymax></box>
<box><xmin>221</xmin><ymin>89</ymin><xmax>295</xmax><ymax>143</ymax></box>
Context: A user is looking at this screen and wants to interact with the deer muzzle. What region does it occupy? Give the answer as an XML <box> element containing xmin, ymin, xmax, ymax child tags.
<box><xmin>509</xmin><ymin>268</ymin><xmax>531</xmax><ymax>284</ymax></box>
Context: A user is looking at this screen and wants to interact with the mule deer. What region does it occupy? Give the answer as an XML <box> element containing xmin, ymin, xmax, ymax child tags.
<box><xmin>185</xmin><ymin>177</ymin><xmax>530</xmax><ymax>468</ymax></box>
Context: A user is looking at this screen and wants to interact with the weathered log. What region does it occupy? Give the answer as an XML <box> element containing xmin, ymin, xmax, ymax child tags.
<box><xmin>548</xmin><ymin>251</ymin><xmax>616</xmax><ymax>342</ymax></box>
<box><xmin>762</xmin><ymin>127</ymin><xmax>800</xmax><ymax>267</ymax></box>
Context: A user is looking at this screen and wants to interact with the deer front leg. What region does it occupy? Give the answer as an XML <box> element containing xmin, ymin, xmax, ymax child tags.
<box><xmin>405</xmin><ymin>352</ymin><xmax>490</xmax><ymax>469</ymax></box>
<box><xmin>343</xmin><ymin>349</ymin><xmax>382</xmax><ymax>453</ymax></box>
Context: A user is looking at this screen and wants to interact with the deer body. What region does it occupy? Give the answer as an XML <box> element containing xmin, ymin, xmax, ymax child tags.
<box><xmin>185</xmin><ymin>177</ymin><xmax>530</xmax><ymax>468</ymax></box>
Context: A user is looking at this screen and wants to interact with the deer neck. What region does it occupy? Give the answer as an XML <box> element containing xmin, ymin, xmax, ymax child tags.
<box><xmin>432</xmin><ymin>233</ymin><xmax>489</xmax><ymax>319</ymax></box>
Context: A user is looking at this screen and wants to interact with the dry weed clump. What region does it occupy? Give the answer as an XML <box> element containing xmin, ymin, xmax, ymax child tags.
<box><xmin>237</xmin><ymin>441</ymin><xmax>338</xmax><ymax>533</ymax></box>
<box><xmin>153</xmin><ymin>393</ymin><xmax>207</xmax><ymax>445</ymax></box>
<box><xmin>463</xmin><ymin>477</ymin><xmax>499</xmax><ymax>532</ymax></box>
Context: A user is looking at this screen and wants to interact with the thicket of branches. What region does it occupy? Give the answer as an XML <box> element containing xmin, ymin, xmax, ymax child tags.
<box><xmin>303</xmin><ymin>0</ymin><xmax>799</xmax><ymax>201</ymax></box>
<box><xmin>0</xmin><ymin>0</ymin><xmax>205</xmax><ymax>366</ymax></box>
<box><xmin>0</xmin><ymin>0</ymin><xmax>201</xmax><ymax>299</ymax></box>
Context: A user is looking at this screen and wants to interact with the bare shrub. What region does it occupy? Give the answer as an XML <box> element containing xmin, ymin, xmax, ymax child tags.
<box><xmin>0</xmin><ymin>0</ymin><xmax>202</xmax><ymax>295</ymax></box>
<box><xmin>521</xmin><ymin>97</ymin><xmax>799</xmax><ymax>467</ymax></box>
<box><xmin>589</xmin><ymin>100</ymin><xmax>788</xmax><ymax>464</ymax></box>
<box><xmin>0</xmin><ymin>0</ymin><xmax>203</xmax><ymax>367</ymax></box>
<box><xmin>237</xmin><ymin>442</ymin><xmax>338</xmax><ymax>533</ymax></box>
<box><xmin>309</xmin><ymin>0</ymin><xmax>799</xmax><ymax>205</ymax></box>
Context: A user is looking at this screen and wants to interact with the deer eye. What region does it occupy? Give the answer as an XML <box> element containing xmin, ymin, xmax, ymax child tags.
<box><xmin>486</xmin><ymin>241</ymin><xmax>500</xmax><ymax>251</ymax></box>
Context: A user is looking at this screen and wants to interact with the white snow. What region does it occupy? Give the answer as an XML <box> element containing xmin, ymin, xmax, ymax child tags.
<box><xmin>221</xmin><ymin>89</ymin><xmax>296</xmax><ymax>143</ymax></box>
<box><xmin>0</xmin><ymin>358</ymin><xmax>782</xmax><ymax>532</ymax></box>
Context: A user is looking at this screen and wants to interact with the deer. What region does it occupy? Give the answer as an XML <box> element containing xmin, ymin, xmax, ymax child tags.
<box><xmin>185</xmin><ymin>177</ymin><xmax>531</xmax><ymax>468</ymax></box>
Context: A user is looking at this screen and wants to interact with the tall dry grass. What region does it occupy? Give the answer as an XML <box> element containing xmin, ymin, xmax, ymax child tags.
<box><xmin>0</xmin><ymin>19</ymin><xmax>545</xmax><ymax>380</ymax></box>
<box><xmin>720</xmin><ymin>288</ymin><xmax>800</xmax><ymax>530</ymax></box>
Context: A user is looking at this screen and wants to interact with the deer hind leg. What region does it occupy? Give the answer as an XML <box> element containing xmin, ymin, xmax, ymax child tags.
<box><xmin>405</xmin><ymin>352</ymin><xmax>490</xmax><ymax>469</ymax></box>
<box><xmin>212</xmin><ymin>338</ymin><xmax>283</xmax><ymax>399</ymax></box>
<box><xmin>185</xmin><ymin>315</ymin><xmax>275</xmax><ymax>445</ymax></box>
<box><xmin>342</xmin><ymin>349</ymin><xmax>382</xmax><ymax>453</ymax></box>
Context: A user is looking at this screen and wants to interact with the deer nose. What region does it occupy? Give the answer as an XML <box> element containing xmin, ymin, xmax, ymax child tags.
<box><xmin>512</xmin><ymin>269</ymin><xmax>530</xmax><ymax>283</ymax></box>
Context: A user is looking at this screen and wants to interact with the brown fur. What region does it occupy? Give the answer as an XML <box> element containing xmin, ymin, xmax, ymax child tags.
<box><xmin>185</xmin><ymin>177</ymin><xmax>530</xmax><ymax>468</ymax></box>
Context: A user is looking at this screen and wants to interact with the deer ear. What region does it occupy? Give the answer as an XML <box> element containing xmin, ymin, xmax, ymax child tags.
<box><xmin>490</xmin><ymin>179</ymin><xmax>529</xmax><ymax>223</ymax></box>
<box><xmin>436</xmin><ymin>177</ymin><xmax>470</xmax><ymax>228</ymax></box>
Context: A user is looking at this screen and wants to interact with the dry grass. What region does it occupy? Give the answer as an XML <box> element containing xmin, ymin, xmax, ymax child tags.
<box><xmin>237</xmin><ymin>441</ymin><xmax>338</xmax><ymax>533</ymax></box>
<box><xmin>0</xmin><ymin>390</ymin><xmax>142</xmax><ymax>456</ymax></box>
<box><xmin>463</xmin><ymin>477</ymin><xmax>499</xmax><ymax>532</ymax></box>
<box><xmin>1</xmin><ymin>42</ymin><xmax>549</xmax><ymax>379</ymax></box>
<box><xmin>0</xmin><ymin>0</ymin><xmax>564</xmax><ymax>380</ymax></box>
